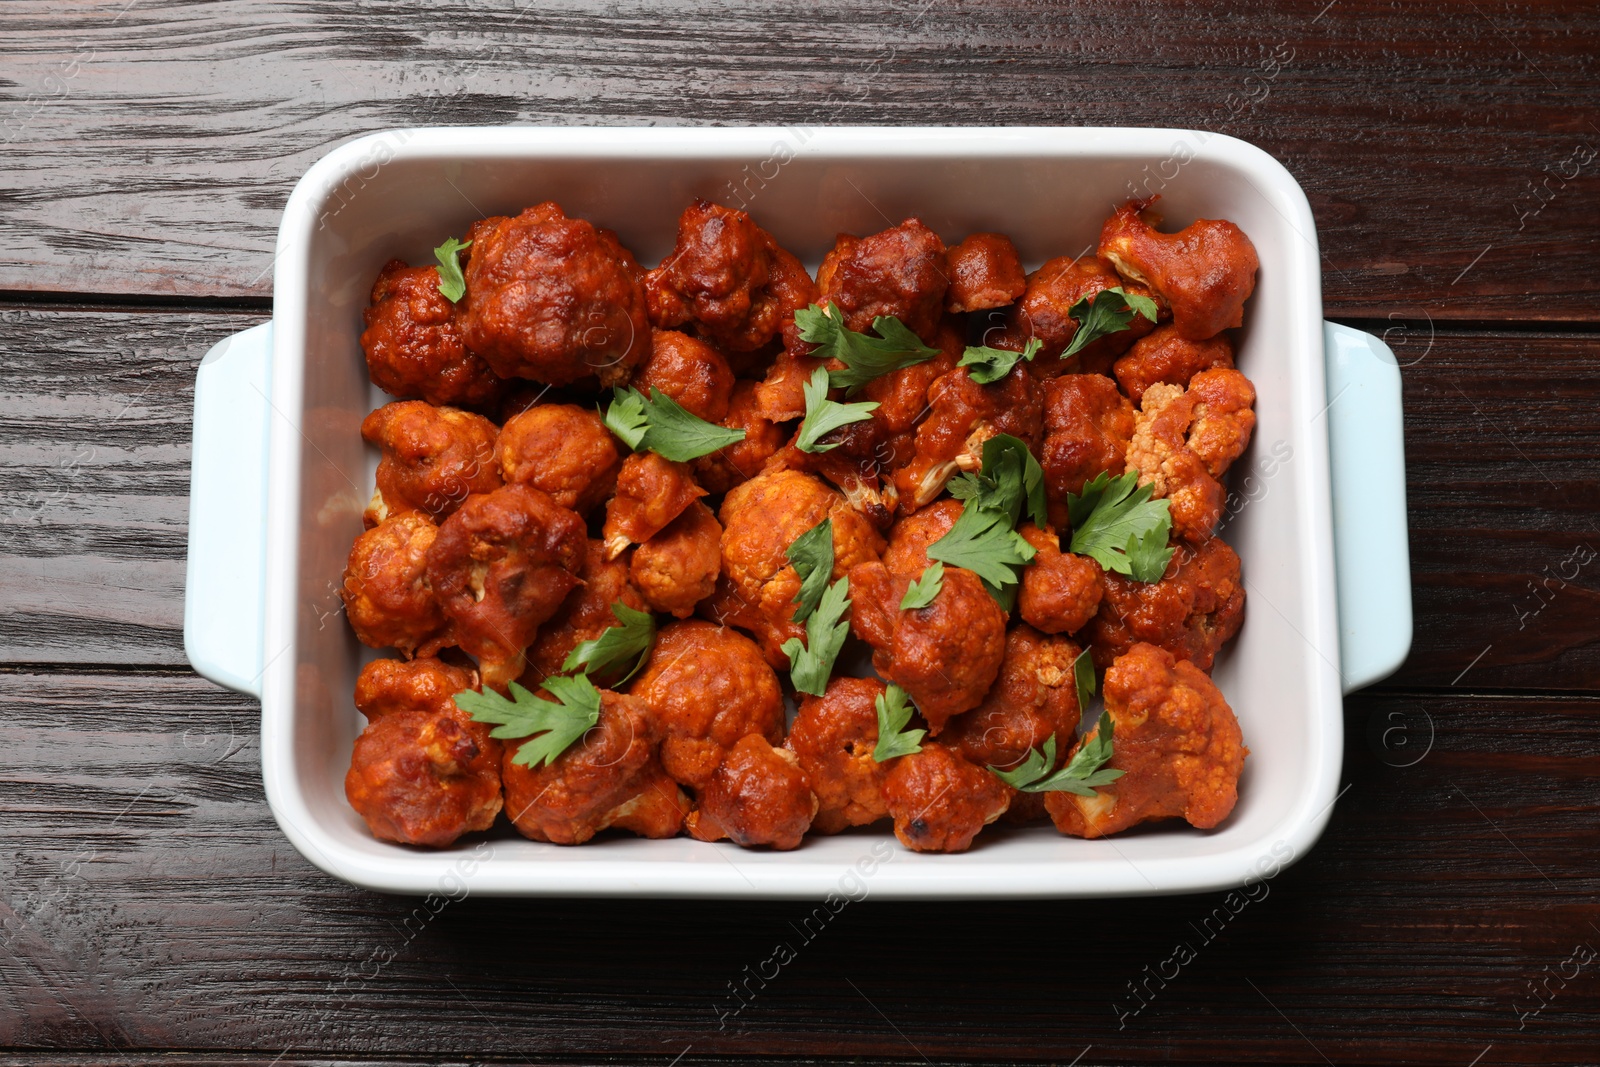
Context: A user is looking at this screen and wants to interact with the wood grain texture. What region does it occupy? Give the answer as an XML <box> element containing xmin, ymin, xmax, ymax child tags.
<box><xmin>2</xmin><ymin>0</ymin><xmax>1599</xmax><ymax>317</ymax></box>
<box><xmin>5</xmin><ymin>306</ymin><xmax>1597</xmax><ymax>692</ymax></box>
<box><xmin>1</xmin><ymin>671</ymin><xmax>1596</xmax><ymax>1065</ymax></box>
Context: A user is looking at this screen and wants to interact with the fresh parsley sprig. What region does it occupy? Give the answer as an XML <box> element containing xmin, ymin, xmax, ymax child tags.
<box><xmin>454</xmin><ymin>674</ymin><xmax>602</xmax><ymax>769</ymax></box>
<box><xmin>781</xmin><ymin>575</ymin><xmax>852</xmax><ymax>697</ymax></box>
<box><xmin>603</xmin><ymin>386</ymin><xmax>746</xmax><ymax>462</ymax></box>
<box><xmin>927</xmin><ymin>434</ymin><xmax>1044</xmax><ymax>604</ymax></box>
<box><xmin>433</xmin><ymin>237</ymin><xmax>471</xmax><ymax>303</ymax></box>
<box><xmin>796</xmin><ymin>367</ymin><xmax>878</xmax><ymax>453</ymax></box>
<box><xmin>945</xmin><ymin>434</ymin><xmax>1048</xmax><ymax>530</ymax></box>
<box><xmin>957</xmin><ymin>337</ymin><xmax>1042</xmax><ymax>385</ymax></box>
<box><xmin>787</xmin><ymin>517</ymin><xmax>835</xmax><ymax>623</ymax></box>
<box><xmin>561</xmin><ymin>601</ymin><xmax>656</xmax><ymax>683</ymax></box>
<box><xmin>926</xmin><ymin>505</ymin><xmax>1035</xmax><ymax>593</ymax></box>
<box><xmin>899</xmin><ymin>560</ymin><xmax>944</xmax><ymax>610</ymax></box>
<box><xmin>794</xmin><ymin>302</ymin><xmax>940</xmax><ymax>393</ymax></box>
<box><xmin>986</xmin><ymin>712</ymin><xmax>1125</xmax><ymax>795</ymax></box>
<box><xmin>1060</xmin><ymin>286</ymin><xmax>1159</xmax><ymax>361</ymax></box>
<box><xmin>1066</xmin><ymin>470</ymin><xmax>1175</xmax><ymax>583</ymax></box>
<box><xmin>872</xmin><ymin>684</ymin><xmax>925</xmax><ymax>762</ymax></box>
<box><xmin>1072</xmin><ymin>646</ymin><xmax>1096</xmax><ymax>721</ymax></box>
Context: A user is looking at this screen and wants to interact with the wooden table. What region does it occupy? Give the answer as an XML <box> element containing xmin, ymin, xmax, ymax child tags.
<box><xmin>3</xmin><ymin>2</ymin><xmax>1597</xmax><ymax>1064</ymax></box>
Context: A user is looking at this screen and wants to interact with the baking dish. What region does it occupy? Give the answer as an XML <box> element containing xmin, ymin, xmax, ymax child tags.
<box><xmin>184</xmin><ymin>127</ymin><xmax>1411</xmax><ymax>898</ymax></box>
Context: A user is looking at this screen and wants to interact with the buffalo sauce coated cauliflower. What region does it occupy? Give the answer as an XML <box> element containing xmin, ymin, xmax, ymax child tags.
<box><xmin>894</xmin><ymin>364</ymin><xmax>1043</xmax><ymax>512</ymax></box>
<box><xmin>691</xmin><ymin>379</ymin><xmax>786</xmax><ymax>495</ymax></box>
<box><xmin>632</xmin><ymin>500</ymin><xmax>723</xmax><ymax>619</ymax></box>
<box><xmin>602</xmin><ymin>451</ymin><xmax>707</xmax><ymax>559</ymax></box>
<box><xmin>1046</xmin><ymin>641</ymin><xmax>1245</xmax><ymax>837</ymax></box>
<box><xmin>424</xmin><ymin>484</ymin><xmax>587</xmax><ymax>689</ymax></box>
<box><xmin>1085</xmin><ymin>535</ymin><xmax>1245</xmax><ymax>673</ymax></box>
<box><xmin>944</xmin><ymin>232</ymin><xmax>1027</xmax><ymax>314</ymax></box>
<box><xmin>847</xmin><ymin>561</ymin><xmax>1006</xmax><ymax>733</ymax></box>
<box><xmin>635</xmin><ymin>328</ymin><xmax>736</xmax><ymax>423</ymax></box>
<box><xmin>1124</xmin><ymin>368</ymin><xmax>1257</xmax><ymax>543</ymax></box>
<box><xmin>881</xmin><ymin>742</ymin><xmax>1011</xmax><ymax>853</ymax></box>
<box><xmin>361</xmin><ymin>259</ymin><xmax>505</xmax><ymax>410</ymax></box>
<box><xmin>520</xmin><ymin>538</ymin><xmax>648</xmax><ymax>688</ymax></box>
<box><xmin>344</xmin><ymin>656</ymin><xmax>503</xmax><ymax>847</ymax></box>
<box><xmin>496</xmin><ymin>402</ymin><xmax>622</xmax><ymax>516</ymax></box>
<box><xmin>362</xmin><ymin>401</ymin><xmax>501</xmax><ymax>526</ymax></box>
<box><xmin>1098</xmin><ymin>197</ymin><xmax>1259</xmax><ymax>342</ymax></box>
<box><xmin>817</xmin><ymin>218</ymin><xmax>949</xmax><ymax>343</ymax></box>
<box><xmin>1113</xmin><ymin>324</ymin><xmax>1235</xmax><ymax>404</ymax></box>
<box><xmin>785</xmin><ymin>675</ymin><xmax>891</xmax><ymax>834</ymax></box>
<box><xmin>684</xmin><ymin>734</ymin><xmax>819</xmax><ymax>850</ymax></box>
<box><xmin>1017</xmin><ymin>524</ymin><xmax>1105</xmax><ymax>636</ymax></box>
<box><xmin>501</xmin><ymin>690</ymin><xmax>688</xmax><ymax>845</ymax></box>
<box><xmin>1039</xmin><ymin>373</ymin><xmax>1136</xmax><ymax>527</ymax></box>
<box><xmin>341</xmin><ymin>514</ymin><xmax>451</xmax><ymax>658</ymax></box>
<box><xmin>996</xmin><ymin>255</ymin><xmax>1160</xmax><ymax>376</ymax></box>
<box><xmin>460</xmin><ymin>202</ymin><xmax>650</xmax><ymax>386</ymax></box>
<box><xmin>629</xmin><ymin>620</ymin><xmax>785</xmax><ymax>788</ymax></box>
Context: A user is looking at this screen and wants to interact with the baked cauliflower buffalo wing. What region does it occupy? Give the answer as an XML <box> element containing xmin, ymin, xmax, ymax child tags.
<box><xmin>501</xmin><ymin>690</ymin><xmax>688</xmax><ymax>845</ymax></box>
<box><xmin>1047</xmin><ymin>642</ymin><xmax>1245</xmax><ymax>837</ymax></box>
<box><xmin>880</xmin><ymin>498</ymin><xmax>962</xmax><ymax>577</ymax></box>
<box><xmin>460</xmin><ymin>202</ymin><xmax>650</xmax><ymax>386</ymax></box>
<box><xmin>632</xmin><ymin>500</ymin><xmax>723</xmax><ymax>619</ymax></box>
<box><xmin>602</xmin><ymin>451</ymin><xmax>707</xmax><ymax>559</ymax></box>
<box><xmin>425</xmin><ymin>484</ymin><xmax>587</xmax><ymax>689</ymax></box>
<box><xmin>645</xmin><ymin>198</ymin><xmax>818</xmax><ymax>363</ymax></box>
<box><xmin>361</xmin><ymin>259</ymin><xmax>505</xmax><ymax>410</ymax></box>
<box><xmin>520</xmin><ymin>538</ymin><xmax>648</xmax><ymax>688</ymax></box>
<box><xmin>944</xmin><ymin>232</ymin><xmax>1027</xmax><ymax>314</ymax></box>
<box><xmin>1124</xmin><ymin>368</ymin><xmax>1257</xmax><ymax>543</ymax></box>
<box><xmin>944</xmin><ymin>625</ymin><xmax>1084</xmax><ymax>772</ymax></box>
<box><xmin>361</xmin><ymin>401</ymin><xmax>501</xmax><ymax>526</ymax></box>
<box><xmin>691</xmin><ymin>379</ymin><xmax>786</xmax><ymax>495</ymax></box>
<box><xmin>847</xmin><ymin>561</ymin><xmax>1006</xmax><ymax>733</ymax></box>
<box><xmin>1085</xmin><ymin>534</ymin><xmax>1245</xmax><ymax>672</ymax></box>
<box><xmin>1017</xmin><ymin>524</ymin><xmax>1105</xmax><ymax>636</ymax></box>
<box><xmin>635</xmin><ymin>328</ymin><xmax>736</xmax><ymax>423</ymax></box>
<box><xmin>894</xmin><ymin>364</ymin><xmax>1043</xmax><ymax>511</ymax></box>
<box><xmin>995</xmin><ymin>256</ymin><xmax>1158</xmax><ymax>376</ymax></box>
<box><xmin>341</xmin><ymin>513</ymin><xmax>451</xmax><ymax>657</ymax></box>
<box><xmin>629</xmin><ymin>620</ymin><xmax>785</xmax><ymax>788</ymax></box>
<box><xmin>345</xmin><ymin>656</ymin><xmax>503</xmax><ymax>847</ymax></box>
<box><xmin>714</xmin><ymin>469</ymin><xmax>884</xmax><ymax>656</ymax></box>
<box><xmin>1098</xmin><ymin>197</ymin><xmax>1259</xmax><ymax>342</ymax></box>
<box><xmin>881</xmin><ymin>742</ymin><xmax>1011</xmax><ymax>853</ymax></box>
<box><xmin>495</xmin><ymin>402</ymin><xmax>621</xmax><ymax>516</ymax></box>
<box><xmin>786</xmin><ymin>675</ymin><xmax>892</xmax><ymax>834</ymax></box>
<box><xmin>817</xmin><ymin>218</ymin><xmax>949</xmax><ymax>343</ymax></box>
<box><xmin>1039</xmin><ymin>373</ymin><xmax>1136</xmax><ymax>527</ymax></box>
<box><xmin>684</xmin><ymin>734</ymin><xmax>819</xmax><ymax>850</ymax></box>
<box><xmin>1113</xmin><ymin>324</ymin><xmax>1235</xmax><ymax>404</ymax></box>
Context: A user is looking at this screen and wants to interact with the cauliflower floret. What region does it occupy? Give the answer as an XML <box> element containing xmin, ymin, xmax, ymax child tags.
<box><xmin>786</xmin><ymin>675</ymin><xmax>892</xmax><ymax>834</ymax></box>
<box><xmin>1124</xmin><ymin>368</ymin><xmax>1256</xmax><ymax>543</ymax></box>
<box><xmin>1017</xmin><ymin>524</ymin><xmax>1105</xmax><ymax>636</ymax></box>
<box><xmin>1085</xmin><ymin>535</ymin><xmax>1245</xmax><ymax>673</ymax></box>
<box><xmin>1098</xmin><ymin>197</ymin><xmax>1259</xmax><ymax>341</ymax></box>
<box><xmin>881</xmin><ymin>742</ymin><xmax>1011</xmax><ymax>853</ymax></box>
<box><xmin>684</xmin><ymin>734</ymin><xmax>818</xmax><ymax>850</ymax></box>
<box><xmin>361</xmin><ymin>401</ymin><xmax>501</xmax><ymax>527</ymax></box>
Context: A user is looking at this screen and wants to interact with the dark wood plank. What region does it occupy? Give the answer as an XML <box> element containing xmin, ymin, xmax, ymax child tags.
<box><xmin>0</xmin><ymin>306</ymin><xmax>264</xmax><ymax>666</ymax></box>
<box><xmin>2</xmin><ymin>1</ymin><xmax>1598</xmax><ymax>318</ymax></box>
<box><xmin>5</xmin><ymin>306</ymin><xmax>1597</xmax><ymax>693</ymax></box>
<box><xmin>1</xmin><ymin>672</ymin><xmax>1596</xmax><ymax>1064</ymax></box>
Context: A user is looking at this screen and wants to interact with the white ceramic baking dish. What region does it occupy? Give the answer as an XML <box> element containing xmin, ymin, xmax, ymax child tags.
<box><xmin>184</xmin><ymin>127</ymin><xmax>1411</xmax><ymax>898</ymax></box>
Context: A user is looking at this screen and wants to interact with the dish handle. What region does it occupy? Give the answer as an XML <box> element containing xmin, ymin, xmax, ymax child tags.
<box><xmin>1323</xmin><ymin>321</ymin><xmax>1413</xmax><ymax>694</ymax></box>
<box><xmin>184</xmin><ymin>321</ymin><xmax>272</xmax><ymax>698</ymax></box>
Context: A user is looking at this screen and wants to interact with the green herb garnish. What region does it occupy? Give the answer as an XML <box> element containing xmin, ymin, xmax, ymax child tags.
<box><xmin>899</xmin><ymin>560</ymin><xmax>944</xmax><ymax>610</ymax></box>
<box><xmin>781</xmin><ymin>575</ymin><xmax>851</xmax><ymax>697</ymax></box>
<box><xmin>561</xmin><ymin>601</ymin><xmax>656</xmax><ymax>682</ymax></box>
<box><xmin>1060</xmin><ymin>286</ymin><xmax>1158</xmax><ymax>361</ymax></box>
<box><xmin>987</xmin><ymin>712</ymin><xmax>1124</xmax><ymax>795</ymax></box>
<box><xmin>872</xmin><ymin>684</ymin><xmax>926</xmax><ymax>762</ymax></box>
<box><xmin>603</xmin><ymin>386</ymin><xmax>746</xmax><ymax>462</ymax></box>
<box><xmin>1065</xmin><ymin>470</ymin><xmax>1174</xmax><ymax>583</ymax></box>
<box><xmin>454</xmin><ymin>674</ymin><xmax>602</xmax><ymax>769</ymax></box>
<box><xmin>1072</xmin><ymin>646</ymin><xmax>1096</xmax><ymax>720</ymax></box>
<box><xmin>796</xmin><ymin>366</ymin><xmax>879</xmax><ymax>453</ymax></box>
<box><xmin>787</xmin><ymin>517</ymin><xmax>835</xmax><ymax>623</ymax></box>
<box><xmin>794</xmin><ymin>302</ymin><xmax>940</xmax><ymax>393</ymax></box>
<box><xmin>957</xmin><ymin>337</ymin><xmax>1042</xmax><ymax>385</ymax></box>
<box><xmin>433</xmin><ymin>237</ymin><xmax>471</xmax><ymax>303</ymax></box>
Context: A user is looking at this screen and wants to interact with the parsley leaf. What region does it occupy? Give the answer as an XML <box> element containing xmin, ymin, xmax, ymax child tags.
<box><xmin>1065</xmin><ymin>470</ymin><xmax>1174</xmax><ymax>582</ymax></box>
<box><xmin>899</xmin><ymin>560</ymin><xmax>944</xmax><ymax>610</ymax></box>
<box><xmin>796</xmin><ymin>367</ymin><xmax>879</xmax><ymax>453</ymax></box>
<box><xmin>872</xmin><ymin>683</ymin><xmax>926</xmax><ymax>762</ymax></box>
<box><xmin>1072</xmin><ymin>646</ymin><xmax>1096</xmax><ymax>721</ymax></box>
<box><xmin>604</xmin><ymin>386</ymin><xmax>746</xmax><ymax>462</ymax></box>
<box><xmin>957</xmin><ymin>337</ymin><xmax>1042</xmax><ymax>385</ymax></box>
<box><xmin>1060</xmin><ymin>286</ymin><xmax>1158</xmax><ymax>361</ymax></box>
<box><xmin>986</xmin><ymin>712</ymin><xmax>1125</xmax><ymax>795</ymax></box>
<box><xmin>925</xmin><ymin>504</ymin><xmax>1036</xmax><ymax>592</ymax></box>
<box><xmin>787</xmin><ymin>517</ymin><xmax>835</xmax><ymax>623</ymax></box>
<box><xmin>794</xmin><ymin>303</ymin><xmax>940</xmax><ymax>393</ymax></box>
<box><xmin>781</xmin><ymin>575</ymin><xmax>851</xmax><ymax>697</ymax></box>
<box><xmin>946</xmin><ymin>434</ymin><xmax>1048</xmax><ymax>529</ymax></box>
<box><xmin>561</xmin><ymin>601</ymin><xmax>656</xmax><ymax>682</ymax></box>
<box><xmin>433</xmin><ymin>237</ymin><xmax>471</xmax><ymax>303</ymax></box>
<box><xmin>454</xmin><ymin>675</ymin><xmax>601</xmax><ymax>769</ymax></box>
